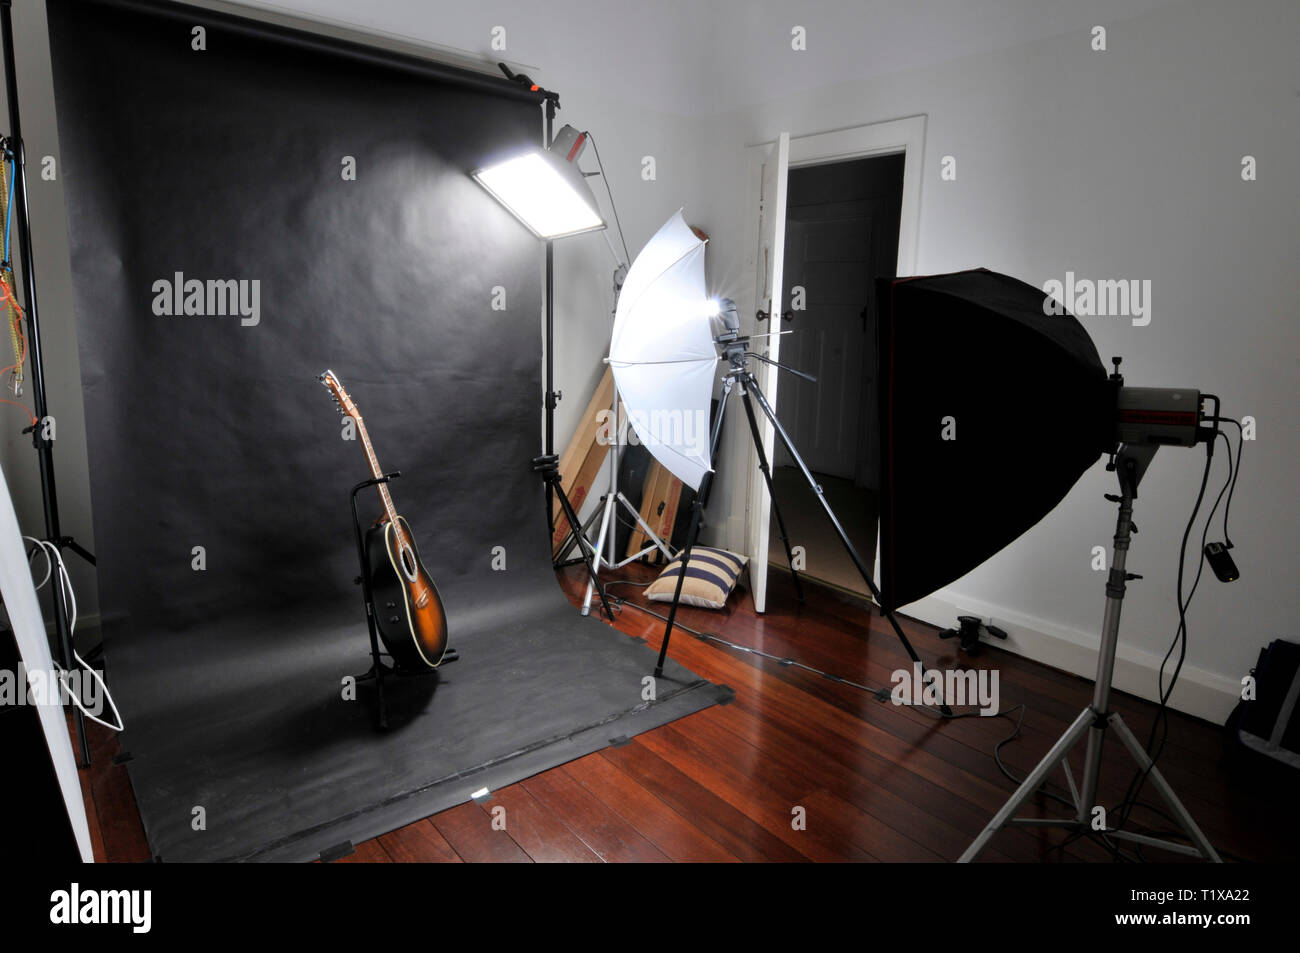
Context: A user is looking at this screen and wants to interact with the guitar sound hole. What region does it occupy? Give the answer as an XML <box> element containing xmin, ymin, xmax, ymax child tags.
<box><xmin>400</xmin><ymin>546</ymin><xmax>417</xmax><ymax>580</ymax></box>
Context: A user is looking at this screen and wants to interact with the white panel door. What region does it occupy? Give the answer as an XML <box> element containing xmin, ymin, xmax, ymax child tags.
<box><xmin>743</xmin><ymin>132</ymin><xmax>789</xmax><ymax>614</ymax></box>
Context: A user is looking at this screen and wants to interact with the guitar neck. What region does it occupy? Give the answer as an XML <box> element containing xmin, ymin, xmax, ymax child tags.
<box><xmin>353</xmin><ymin>414</ymin><xmax>400</xmax><ymax>526</ymax></box>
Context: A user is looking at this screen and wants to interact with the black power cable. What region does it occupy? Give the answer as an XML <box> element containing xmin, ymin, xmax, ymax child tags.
<box><xmin>1112</xmin><ymin>426</ymin><xmax>1237</xmax><ymax>836</ymax></box>
<box><xmin>1219</xmin><ymin>417</ymin><xmax>1244</xmax><ymax>550</ymax></box>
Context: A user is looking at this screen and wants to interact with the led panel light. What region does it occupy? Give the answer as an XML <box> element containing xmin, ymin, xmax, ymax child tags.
<box><xmin>473</xmin><ymin>151</ymin><xmax>606</xmax><ymax>240</ymax></box>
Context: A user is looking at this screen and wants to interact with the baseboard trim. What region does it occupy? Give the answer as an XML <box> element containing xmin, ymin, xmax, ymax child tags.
<box><xmin>905</xmin><ymin>589</ymin><xmax>1241</xmax><ymax>725</ymax></box>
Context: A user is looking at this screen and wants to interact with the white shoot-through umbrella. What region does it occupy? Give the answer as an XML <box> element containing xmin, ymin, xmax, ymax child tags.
<box><xmin>608</xmin><ymin>210</ymin><xmax>717</xmax><ymax>491</ymax></box>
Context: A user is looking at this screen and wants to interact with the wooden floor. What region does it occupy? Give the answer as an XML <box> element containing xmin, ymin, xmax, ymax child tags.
<box><xmin>79</xmin><ymin>564</ymin><xmax>1297</xmax><ymax>863</ymax></box>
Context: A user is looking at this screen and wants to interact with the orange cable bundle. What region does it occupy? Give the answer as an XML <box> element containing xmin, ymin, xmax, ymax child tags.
<box><xmin>0</xmin><ymin>147</ymin><xmax>33</xmax><ymax>424</ymax></box>
<box><xmin>0</xmin><ymin>154</ymin><xmax>21</xmax><ymax>393</ymax></box>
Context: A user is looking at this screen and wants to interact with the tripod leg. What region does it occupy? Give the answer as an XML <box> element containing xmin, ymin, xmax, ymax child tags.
<box><xmin>555</xmin><ymin>500</ymin><xmax>603</xmax><ymax>565</ymax></box>
<box><xmin>552</xmin><ymin>478</ymin><xmax>615</xmax><ymax>621</ymax></box>
<box><xmin>61</xmin><ymin>537</ymin><xmax>96</xmax><ymax>567</ymax></box>
<box><xmin>654</xmin><ymin>472</ymin><xmax>712</xmax><ymax>678</ymax></box>
<box><xmin>959</xmin><ymin>706</ymin><xmax>1095</xmax><ymax>862</ymax></box>
<box><xmin>615</xmin><ymin>491</ymin><xmax>673</xmax><ymax>562</ymax></box>
<box><xmin>582</xmin><ymin>494</ymin><xmax>614</xmax><ymax>617</ymax></box>
<box><xmin>1107</xmin><ymin>712</ymin><xmax>1222</xmax><ymax>862</ymax></box>
<box><xmin>739</xmin><ymin>389</ymin><xmax>804</xmax><ymax>601</ymax></box>
<box><xmin>744</xmin><ymin>375</ymin><xmax>936</xmax><ymax>683</ymax></box>
<box><xmin>545</xmin><ymin>482</ymin><xmax>556</xmax><ymax>542</ymax></box>
<box><xmin>654</xmin><ymin>383</ymin><xmax>729</xmax><ymax>676</ymax></box>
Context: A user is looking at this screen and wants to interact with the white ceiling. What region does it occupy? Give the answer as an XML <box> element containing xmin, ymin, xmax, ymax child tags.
<box><xmin>235</xmin><ymin>0</ymin><xmax>1192</xmax><ymax>116</ymax></box>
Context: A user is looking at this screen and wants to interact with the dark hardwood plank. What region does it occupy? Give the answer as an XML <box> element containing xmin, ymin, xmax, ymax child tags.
<box><xmin>708</xmin><ymin>689</ymin><xmax>1031</xmax><ymax>862</ymax></box>
<box><xmin>378</xmin><ymin>819</ymin><xmax>463</xmax><ymax>863</ymax></box>
<box><xmin>521</xmin><ymin>768</ymin><xmax>670</xmax><ymax>862</ymax></box>
<box><xmin>331</xmin><ymin>839</ymin><xmax>393</xmax><ymax>863</ymax></box>
<box><xmin>429</xmin><ymin>801</ymin><xmax>533</xmax><ymax>863</ymax></box>
<box><xmin>799</xmin><ymin>787</ymin><xmax>939</xmax><ymax>863</ymax></box>
<box><xmin>83</xmin><ymin>726</ymin><xmax>151</xmax><ymax>863</ymax></box>
<box><xmin>475</xmin><ymin>783</ymin><xmax>602</xmax><ymax>863</ymax></box>
<box><xmin>635</xmin><ymin>720</ymin><xmax>875</xmax><ymax>861</ymax></box>
<box><xmin>564</xmin><ymin>751</ymin><xmax>740</xmax><ymax>862</ymax></box>
<box><xmin>598</xmin><ymin>740</ymin><xmax>807</xmax><ymax>862</ymax></box>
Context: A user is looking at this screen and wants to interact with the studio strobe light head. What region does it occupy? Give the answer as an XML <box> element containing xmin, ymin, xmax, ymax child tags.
<box><xmin>1115</xmin><ymin>385</ymin><xmax>1202</xmax><ymax>447</ymax></box>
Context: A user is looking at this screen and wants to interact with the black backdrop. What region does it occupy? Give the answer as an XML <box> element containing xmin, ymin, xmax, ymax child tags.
<box><xmin>50</xmin><ymin>0</ymin><xmax>548</xmax><ymax>625</ymax></box>
<box><xmin>47</xmin><ymin>0</ymin><xmax>726</xmax><ymax>861</ymax></box>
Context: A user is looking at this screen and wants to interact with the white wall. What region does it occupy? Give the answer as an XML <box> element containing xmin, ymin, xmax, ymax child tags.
<box><xmin>701</xmin><ymin>0</ymin><xmax>1300</xmax><ymax>720</ymax></box>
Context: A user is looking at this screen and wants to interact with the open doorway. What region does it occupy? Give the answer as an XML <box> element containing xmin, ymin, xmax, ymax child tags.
<box><xmin>768</xmin><ymin>153</ymin><xmax>905</xmax><ymax>596</ymax></box>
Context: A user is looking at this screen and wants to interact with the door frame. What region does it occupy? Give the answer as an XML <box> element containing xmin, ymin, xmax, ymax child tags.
<box><xmin>742</xmin><ymin>115</ymin><xmax>926</xmax><ymax>611</ymax></box>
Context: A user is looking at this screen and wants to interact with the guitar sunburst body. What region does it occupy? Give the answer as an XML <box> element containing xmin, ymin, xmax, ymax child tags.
<box><xmin>319</xmin><ymin>369</ymin><xmax>449</xmax><ymax>670</ymax></box>
<box><xmin>366</xmin><ymin>516</ymin><xmax>448</xmax><ymax>670</ymax></box>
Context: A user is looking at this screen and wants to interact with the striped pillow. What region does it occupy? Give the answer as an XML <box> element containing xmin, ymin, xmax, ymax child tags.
<box><xmin>644</xmin><ymin>547</ymin><xmax>748</xmax><ymax>609</ymax></box>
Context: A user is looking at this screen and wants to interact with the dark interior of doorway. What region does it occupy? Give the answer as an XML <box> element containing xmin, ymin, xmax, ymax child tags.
<box><xmin>769</xmin><ymin>152</ymin><xmax>904</xmax><ymax>596</ymax></box>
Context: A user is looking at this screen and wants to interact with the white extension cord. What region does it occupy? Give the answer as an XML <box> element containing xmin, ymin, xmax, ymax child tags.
<box><xmin>23</xmin><ymin>535</ymin><xmax>123</xmax><ymax>732</ymax></box>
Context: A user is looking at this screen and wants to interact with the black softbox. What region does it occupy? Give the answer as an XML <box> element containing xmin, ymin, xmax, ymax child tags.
<box><xmin>875</xmin><ymin>268</ymin><xmax>1114</xmax><ymax>610</ymax></box>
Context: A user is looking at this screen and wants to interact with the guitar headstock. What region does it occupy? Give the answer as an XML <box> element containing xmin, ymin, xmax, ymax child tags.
<box><xmin>318</xmin><ymin>369</ymin><xmax>360</xmax><ymax>421</ymax></box>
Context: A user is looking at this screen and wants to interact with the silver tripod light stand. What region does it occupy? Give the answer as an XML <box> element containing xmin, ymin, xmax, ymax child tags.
<box><xmin>552</xmin><ymin>254</ymin><xmax>678</xmax><ymax>615</ymax></box>
<box><xmin>575</xmin><ymin>387</ymin><xmax>676</xmax><ymax>616</ymax></box>
<box><xmin>961</xmin><ymin>370</ymin><xmax>1223</xmax><ymax>862</ymax></box>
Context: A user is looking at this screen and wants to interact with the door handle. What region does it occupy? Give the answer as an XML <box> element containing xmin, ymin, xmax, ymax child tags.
<box><xmin>756</xmin><ymin>309</ymin><xmax>793</xmax><ymax>323</ymax></box>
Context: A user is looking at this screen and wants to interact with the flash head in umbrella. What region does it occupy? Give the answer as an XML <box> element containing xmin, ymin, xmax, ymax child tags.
<box><xmin>609</xmin><ymin>210</ymin><xmax>717</xmax><ymax>491</ymax></box>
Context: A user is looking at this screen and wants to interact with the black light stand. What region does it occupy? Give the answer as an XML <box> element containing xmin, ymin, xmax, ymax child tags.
<box><xmin>498</xmin><ymin>63</ymin><xmax>613</xmax><ymax>622</ymax></box>
<box><xmin>1</xmin><ymin>0</ymin><xmax>96</xmax><ymax>765</ymax></box>
<box><xmin>654</xmin><ymin>303</ymin><xmax>950</xmax><ymax>717</ymax></box>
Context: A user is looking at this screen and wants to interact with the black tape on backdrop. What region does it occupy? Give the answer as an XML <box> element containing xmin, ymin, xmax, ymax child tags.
<box><xmin>46</xmin><ymin>0</ymin><xmax>728</xmax><ymax>862</ymax></box>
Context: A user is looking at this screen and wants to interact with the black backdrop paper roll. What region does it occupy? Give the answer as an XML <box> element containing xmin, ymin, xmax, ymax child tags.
<box><xmin>45</xmin><ymin>0</ymin><xmax>730</xmax><ymax>861</ymax></box>
<box><xmin>48</xmin><ymin>0</ymin><xmax>549</xmax><ymax>628</ymax></box>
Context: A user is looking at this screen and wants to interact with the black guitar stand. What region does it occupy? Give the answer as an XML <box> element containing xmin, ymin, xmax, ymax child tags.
<box><xmin>349</xmin><ymin>472</ymin><xmax>457</xmax><ymax>730</ymax></box>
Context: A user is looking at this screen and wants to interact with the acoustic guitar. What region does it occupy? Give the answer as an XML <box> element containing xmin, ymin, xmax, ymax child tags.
<box><xmin>319</xmin><ymin>370</ymin><xmax>449</xmax><ymax>670</ymax></box>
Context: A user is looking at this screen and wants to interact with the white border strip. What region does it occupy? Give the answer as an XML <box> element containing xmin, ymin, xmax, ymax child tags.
<box><xmin>0</xmin><ymin>461</ymin><xmax>93</xmax><ymax>861</ymax></box>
